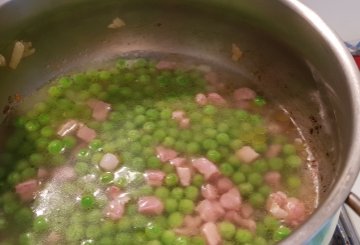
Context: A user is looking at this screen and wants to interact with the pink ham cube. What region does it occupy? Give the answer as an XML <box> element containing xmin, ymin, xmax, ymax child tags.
<box><xmin>196</xmin><ymin>199</ymin><xmax>225</xmax><ymax>222</ymax></box>
<box><xmin>207</xmin><ymin>93</ymin><xmax>227</xmax><ymax>106</ymax></box>
<box><xmin>15</xmin><ymin>179</ymin><xmax>38</xmax><ymax>201</ymax></box>
<box><xmin>145</xmin><ymin>170</ymin><xmax>165</xmax><ymax>187</ymax></box>
<box><xmin>104</xmin><ymin>199</ymin><xmax>125</xmax><ymax>221</ymax></box>
<box><xmin>176</xmin><ymin>166</ymin><xmax>192</xmax><ymax>186</ymax></box>
<box><xmin>195</xmin><ymin>93</ymin><xmax>208</xmax><ymax>106</ymax></box>
<box><xmin>219</xmin><ymin>187</ymin><xmax>242</xmax><ymax>211</ymax></box>
<box><xmin>156</xmin><ymin>146</ymin><xmax>178</xmax><ymax>162</ymax></box>
<box><xmin>201</xmin><ymin>184</ymin><xmax>219</xmax><ymax>200</ymax></box>
<box><xmin>192</xmin><ymin>158</ymin><xmax>220</xmax><ymax>180</ymax></box>
<box><xmin>201</xmin><ymin>222</ymin><xmax>221</xmax><ymax>245</ymax></box>
<box><xmin>138</xmin><ymin>196</ymin><xmax>164</xmax><ymax>215</ymax></box>
<box><xmin>233</xmin><ymin>87</ymin><xmax>256</xmax><ymax>101</ymax></box>
<box><xmin>216</xmin><ymin>177</ymin><xmax>234</xmax><ymax>194</ymax></box>
<box><xmin>87</xmin><ymin>99</ymin><xmax>111</xmax><ymax>121</ymax></box>
<box><xmin>236</xmin><ymin>146</ymin><xmax>260</xmax><ymax>164</ymax></box>
<box><xmin>76</xmin><ymin>125</ymin><xmax>96</xmax><ymax>143</ymax></box>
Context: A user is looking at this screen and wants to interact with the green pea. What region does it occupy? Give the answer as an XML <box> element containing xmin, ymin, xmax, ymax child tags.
<box><xmin>15</xmin><ymin>207</ymin><xmax>32</xmax><ymax>227</ymax></box>
<box><xmin>191</xmin><ymin>236</ymin><xmax>206</xmax><ymax>245</ymax></box>
<box><xmin>216</xmin><ymin>133</ymin><xmax>230</xmax><ymax>145</ymax></box>
<box><xmin>171</xmin><ymin>187</ymin><xmax>184</xmax><ymax>200</ymax></box>
<box><xmin>220</xmin><ymin>163</ymin><xmax>234</xmax><ymax>177</ymax></box>
<box><xmin>63</xmin><ymin>135</ymin><xmax>77</xmax><ymax>149</ymax></box>
<box><xmin>192</xmin><ymin>174</ymin><xmax>204</xmax><ymax>187</ymax></box>
<box><xmin>155</xmin><ymin>187</ymin><xmax>170</xmax><ymax>199</ymax></box>
<box><xmin>163</xmin><ymin>137</ymin><xmax>175</xmax><ymax>148</ymax></box>
<box><xmin>273</xmin><ymin>226</ymin><xmax>292</xmax><ymax>241</ymax></box>
<box><xmin>86</xmin><ymin>224</ymin><xmax>102</xmax><ymax>239</ymax></box>
<box><xmin>132</xmin><ymin>214</ymin><xmax>149</xmax><ymax>229</ymax></box>
<box><xmin>268</xmin><ymin>157</ymin><xmax>284</xmax><ymax>171</ymax></box>
<box><xmin>19</xmin><ymin>232</ymin><xmax>36</xmax><ymax>245</ymax></box>
<box><xmin>115</xmin><ymin>233</ymin><xmax>132</xmax><ymax>244</ymax></box>
<box><xmin>174</xmin><ymin>236</ymin><xmax>190</xmax><ymax>245</ymax></box>
<box><xmin>145</xmin><ymin>223</ymin><xmax>164</xmax><ymax>239</ymax></box>
<box><xmin>253</xmin><ymin>237</ymin><xmax>267</xmax><ymax>245</ymax></box>
<box><xmin>89</xmin><ymin>139</ymin><xmax>103</xmax><ymax>151</ymax></box>
<box><xmin>168</xmin><ymin>212</ymin><xmax>184</xmax><ymax>228</ymax></box>
<box><xmin>263</xmin><ymin>215</ymin><xmax>280</xmax><ymax>230</ymax></box>
<box><xmin>21</xmin><ymin>167</ymin><xmax>36</xmax><ymax>180</ymax></box>
<box><xmin>204</xmin><ymin>128</ymin><xmax>217</xmax><ymax>138</ymax></box>
<box><xmin>48</xmin><ymin>140</ymin><xmax>65</xmax><ymax>155</ymax></box>
<box><xmin>81</xmin><ymin>195</ymin><xmax>96</xmax><ymax>209</ymax></box>
<box><xmin>203</xmin><ymin>105</ymin><xmax>217</xmax><ymax>115</ymax></box>
<box><xmin>65</xmin><ymin>224</ymin><xmax>84</xmax><ymax>242</ymax></box>
<box><xmin>249</xmin><ymin>193</ymin><xmax>265</xmax><ymax>208</ymax></box>
<box><xmin>235</xmin><ymin>229</ymin><xmax>253</xmax><ymax>243</ymax></box>
<box><xmin>287</xmin><ymin>175</ymin><xmax>301</xmax><ymax>189</ymax></box>
<box><xmin>86</xmin><ymin>209</ymin><xmax>102</xmax><ymax>223</ymax></box>
<box><xmin>117</xmin><ymin>216</ymin><xmax>131</xmax><ymax>231</ymax></box>
<box><xmin>75</xmin><ymin>161</ymin><xmax>89</xmax><ymax>176</ymax></box>
<box><xmin>206</xmin><ymin>150</ymin><xmax>222</xmax><ymax>162</ymax></box>
<box><xmin>100</xmin><ymin>172</ymin><xmax>114</xmax><ymax>184</ymax></box>
<box><xmin>202</xmin><ymin>139</ymin><xmax>218</xmax><ymax>150</ymax></box>
<box><xmin>219</xmin><ymin>221</ymin><xmax>236</xmax><ymax>239</ymax></box>
<box><xmin>101</xmin><ymin>220</ymin><xmax>117</xmax><ymax>235</ymax></box>
<box><xmin>286</xmin><ymin>155</ymin><xmax>302</xmax><ymax>168</ymax></box>
<box><xmin>232</xmin><ymin>172</ymin><xmax>246</xmax><ymax>184</ymax></box>
<box><xmin>161</xmin><ymin>230</ymin><xmax>176</xmax><ymax>245</ymax></box>
<box><xmin>165</xmin><ymin>198</ymin><xmax>178</xmax><ymax>213</ymax></box>
<box><xmin>248</xmin><ymin>172</ymin><xmax>263</xmax><ymax>187</ymax></box>
<box><xmin>98</xmin><ymin>236</ymin><xmax>114</xmax><ymax>245</ymax></box>
<box><xmin>186</xmin><ymin>142</ymin><xmax>201</xmax><ymax>154</ymax></box>
<box><xmin>178</xmin><ymin>199</ymin><xmax>195</xmax><ymax>214</ymax></box>
<box><xmin>258</xmin><ymin>185</ymin><xmax>271</xmax><ymax>197</ymax></box>
<box><xmin>147</xmin><ymin>156</ymin><xmax>161</xmax><ymax>169</ymax></box>
<box><xmin>165</xmin><ymin>173</ymin><xmax>179</xmax><ymax>187</ymax></box>
<box><xmin>40</xmin><ymin>126</ymin><xmax>54</xmax><ymax>137</ymax></box>
<box><xmin>239</xmin><ymin>183</ymin><xmax>254</xmax><ymax>196</ymax></box>
<box><xmin>185</xmin><ymin>186</ymin><xmax>199</xmax><ymax>200</ymax></box>
<box><xmin>253</xmin><ymin>159</ymin><xmax>268</xmax><ymax>173</ymax></box>
<box><xmin>25</xmin><ymin>121</ymin><xmax>40</xmax><ymax>132</ymax></box>
<box><xmin>282</xmin><ymin>144</ymin><xmax>296</xmax><ymax>155</ymax></box>
<box><xmin>48</xmin><ymin>86</ymin><xmax>62</xmax><ymax>97</ymax></box>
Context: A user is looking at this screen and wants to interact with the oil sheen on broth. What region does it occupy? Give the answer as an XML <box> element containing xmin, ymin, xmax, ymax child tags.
<box><xmin>0</xmin><ymin>58</ymin><xmax>318</xmax><ymax>245</ymax></box>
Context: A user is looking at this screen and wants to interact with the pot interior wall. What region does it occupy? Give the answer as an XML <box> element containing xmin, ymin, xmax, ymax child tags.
<box><xmin>0</xmin><ymin>0</ymin><xmax>349</xmax><ymax>240</ymax></box>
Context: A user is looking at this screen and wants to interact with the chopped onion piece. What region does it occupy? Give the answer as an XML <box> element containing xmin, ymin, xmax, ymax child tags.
<box><xmin>108</xmin><ymin>17</ymin><xmax>126</xmax><ymax>29</ymax></box>
<box><xmin>0</xmin><ymin>54</ymin><xmax>6</xmax><ymax>67</ymax></box>
<box><xmin>231</xmin><ymin>43</ymin><xmax>242</xmax><ymax>62</ymax></box>
<box><xmin>9</xmin><ymin>41</ymin><xmax>25</xmax><ymax>69</ymax></box>
<box><xmin>22</xmin><ymin>41</ymin><xmax>36</xmax><ymax>58</ymax></box>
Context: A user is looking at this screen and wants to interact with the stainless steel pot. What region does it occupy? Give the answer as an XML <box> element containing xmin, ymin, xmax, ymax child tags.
<box><xmin>1</xmin><ymin>0</ymin><xmax>360</xmax><ymax>244</ymax></box>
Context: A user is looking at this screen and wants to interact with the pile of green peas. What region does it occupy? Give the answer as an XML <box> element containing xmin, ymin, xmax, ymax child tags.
<box><xmin>0</xmin><ymin>58</ymin><xmax>304</xmax><ymax>245</ymax></box>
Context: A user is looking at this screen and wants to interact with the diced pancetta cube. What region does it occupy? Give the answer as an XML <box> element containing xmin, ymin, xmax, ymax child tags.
<box><xmin>201</xmin><ymin>222</ymin><xmax>221</xmax><ymax>245</ymax></box>
<box><xmin>264</xmin><ymin>171</ymin><xmax>281</xmax><ymax>187</ymax></box>
<box><xmin>266</xmin><ymin>191</ymin><xmax>290</xmax><ymax>220</ymax></box>
<box><xmin>285</xmin><ymin>197</ymin><xmax>306</xmax><ymax>227</ymax></box>
<box><xmin>220</xmin><ymin>188</ymin><xmax>242</xmax><ymax>211</ymax></box>
<box><xmin>240</xmin><ymin>203</ymin><xmax>254</xmax><ymax>219</ymax></box>
<box><xmin>105</xmin><ymin>186</ymin><xmax>122</xmax><ymax>200</ymax></box>
<box><xmin>192</xmin><ymin>158</ymin><xmax>220</xmax><ymax>180</ymax></box>
<box><xmin>99</xmin><ymin>153</ymin><xmax>120</xmax><ymax>171</ymax></box>
<box><xmin>196</xmin><ymin>199</ymin><xmax>225</xmax><ymax>222</ymax></box>
<box><xmin>57</xmin><ymin>119</ymin><xmax>80</xmax><ymax>137</ymax></box>
<box><xmin>37</xmin><ymin>168</ymin><xmax>49</xmax><ymax>179</ymax></box>
<box><xmin>52</xmin><ymin>166</ymin><xmax>76</xmax><ymax>182</ymax></box>
<box><xmin>170</xmin><ymin>157</ymin><xmax>186</xmax><ymax>167</ymax></box>
<box><xmin>179</xmin><ymin>118</ymin><xmax>190</xmax><ymax>128</ymax></box>
<box><xmin>236</xmin><ymin>146</ymin><xmax>259</xmax><ymax>164</ymax></box>
<box><xmin>207</xmin><ymin>93</ymin><xmax>227</xmax><ymax>106</ymax></box>
<box><xmin>266</xmin><ymin>144</ymin><xmax>282</xmax><ymax>158</ymax></box>
<box><xmin>216</xmin><ymin>177</ymin><xmax>234</xmax><ymax>194</ymax></box>
<box><xmin>172</xmin><ymin>110</ymin><xmax>186</xmax><ymax>120</ymax></box>
<box><xmin>76</xmin><ymin>125</ymin><xmax>96</xmax><ymax>143</ymax></box>
<box><xmin>104</xmin><ymin>199</ymin><xmax>125</xmax><ymax>221</ymax></box>
<box><xmin>174</xmin><ymin>215</ymin><xmax>203</xmax><ymax>236</ymax></box>
<box><xmin>201</xmin><ymin>184</ymin><xmax>219</xmax><ymax>200</ymax></box>
<box><xmin>15</xmin><ymin>179</ymin><xmax>38</xmax><ymax>201</ymax></box>
<box><xmin>156</xmin><ymin>60</ymin><xmax>177</xmax><ymax>70</ymax></box>
<box><xmin>225</xmin><ymin>210</ymin><xmax>256</xmax><ymax>232</ymax></box>
<box><xmin>176</xmin><ymin>166</ymin><xmax>192</xmax><ymax>186</ymax></box>
<box><xmin>138</xmin><ymin>196</ymin><xmax>164</xmax><ymax>215</ymax></box>
<box><xmin>87</xmin><ymin>99</ymin><xmax>111</xmax><ymax>121</ymax></box>
<box><xmin>195</xmin><ymin>93</ymin><xmax>208</xmax><ymax>106</ymax></box>
<box><xmin>156</xmin><ymin>146</ymin><xmax>178</xmax><ymax>162</ymax></box>
<box><xmin>145</xmin><ymin>170</ymin><xmax>165</xmax><ymax>187</ymax></box>
<box><xmin>233</xmin><ymin>87</ymin><xmax>256</xmax><ymax>101</ymax></box>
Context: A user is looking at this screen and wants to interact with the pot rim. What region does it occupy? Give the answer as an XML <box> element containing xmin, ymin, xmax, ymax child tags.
<box><xmin>279</xmin><ymin>0</ymin><xmax>360</xmax><ymax>243</ymax></box>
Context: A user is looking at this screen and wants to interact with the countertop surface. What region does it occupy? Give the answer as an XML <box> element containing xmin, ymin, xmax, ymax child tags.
<box><xmin>300</xmin><ymin>0</ymin><xmax>360</xmax><ymax>239</ymax></box>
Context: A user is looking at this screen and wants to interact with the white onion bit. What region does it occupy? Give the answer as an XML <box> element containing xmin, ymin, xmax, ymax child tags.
<box><xmin>9</xmin><ymin>41</ymin><xmax>25</xmax><ymax>69</ymax></box>
<box><xmin>0</xmin><ymin>54</ymin><xmax>6</xmax><ymax>67</ymax></box>
<box><xmin>108</xmin><ymin>17</ymin><xmax>126</xmax><ymax>29</ymax></box>
<box><xmin>231</xmin><ymin>43</ymin><xmax>242</xmax><ymax>62</ymax></box>
<box><xmin>99</xmin><ymin>153</ymin><xmax>120</xmax><ymax>171</ymax></box>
